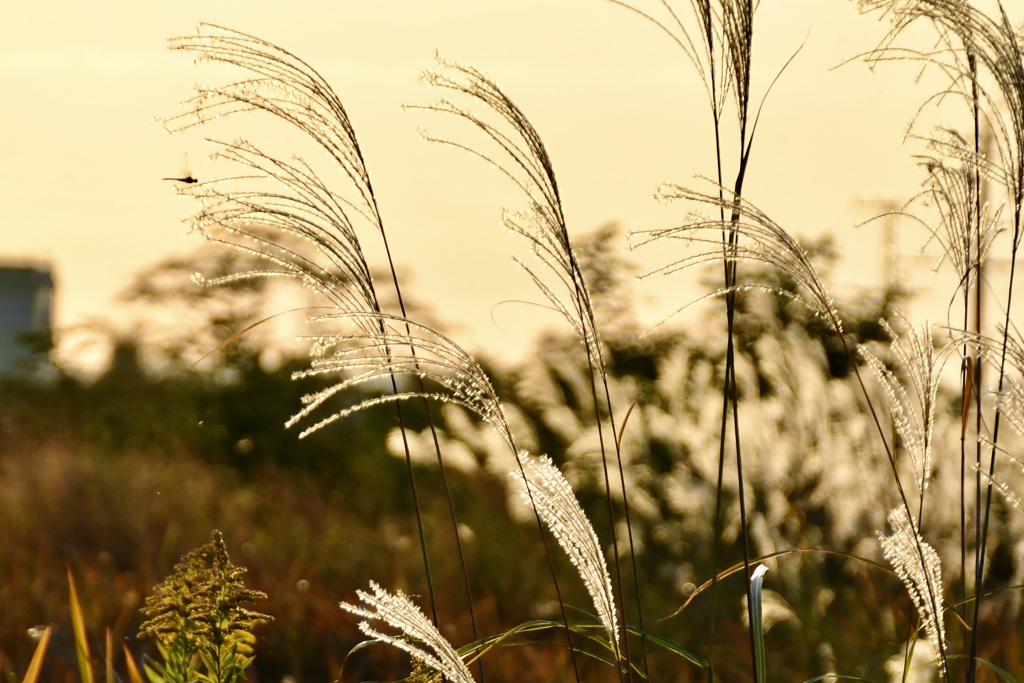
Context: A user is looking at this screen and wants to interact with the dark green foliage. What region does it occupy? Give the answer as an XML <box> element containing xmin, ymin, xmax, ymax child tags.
<box><xmin>1</xmin><ymin>267</ymin><xmax>1019</xmax><ymax>681</ymax></box>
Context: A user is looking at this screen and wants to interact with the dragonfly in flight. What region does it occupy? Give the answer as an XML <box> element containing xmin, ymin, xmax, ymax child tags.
<box><xmin>164</xmin><ymin>153</ymin><xmax>198</xmax><ymax>184</ymax></box>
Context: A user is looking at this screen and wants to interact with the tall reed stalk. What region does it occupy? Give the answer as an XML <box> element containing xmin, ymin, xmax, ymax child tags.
<box><xmin>415</xmin><ymin>57</ymin><xmax>650</xmax><ymax>680</ymax></box>
<box><xmin>859</xmin><ymin>2</ymin><xmax>1024</xmax><ymax>678</ymax></box>
<box><xmin>607</xmin><ymin>2</ymin><xmax>794</xmax><ymax>678</ymax></box>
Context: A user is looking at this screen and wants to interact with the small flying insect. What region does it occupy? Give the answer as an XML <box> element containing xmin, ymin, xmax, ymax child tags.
<box><xmin>163</xmin><ymin>153</ymin><xmax>198</xmax><ymax>184</ymax></box>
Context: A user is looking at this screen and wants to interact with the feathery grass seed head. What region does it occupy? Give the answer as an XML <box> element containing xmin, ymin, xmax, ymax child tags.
<box><xmin>340</xmin><ymin>581</ymin><xmax>476</xmax><ymax>683</ymax></box>
<box><xmin>636</xmin><ymin>184</ymin><xmax>843</xmax><ymax>335</ymax></box>
<box><xmin>877</xmin><ymin>508</ymin><xmax>947</xmax><ymax>674</ymax></box>
<box><xmin>417</xmin><ymin>58</ymin><xmax>606</xmax><ymax>366</ymax></box>
<box><xmin>860</xmin><ymin>317</ymin><xmax>948</xmax><ymax>494</ymax></box>
<box><xmin>510</xmin><ymin>455</ymin><xmax>619</xmax><ymax>650</ymax></box>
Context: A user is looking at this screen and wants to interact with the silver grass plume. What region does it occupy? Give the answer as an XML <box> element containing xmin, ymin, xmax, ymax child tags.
<box><xmin>913</xmin><ymin>129</ymin><xmax>1002</xmax><ymax>293</ymax></box>
<box><xmin>340</xmin><ymin>581</ymin><xmax>476</xmax><ymax>683</ymax></box>
<box><xmin>721</xmin><ymin>0</ymin><xmax>754</xmax><ymax>124</ymax></box>
<box><xmin>600</xmin><ymin>1</ymin><xmax>754</xmax><ymax>127</ymax></box>
<box><xmin>417</xmin><ymin>60</ymin><xmax>641</xmax><ymax>676</ymax></box>
<box><xmin>165</xmin><ymin>28</ymin><xmax>500</xmax><ymax>646</ymax></box>
<box><xmin>985</xmin><ymin>375</ymin><xmax>1024</xmax><ymax>514</ymax></box>
<box><xmin>288</xmin><ymin>311</ymin><xmax>515</xmax><ymax>449</ymax></box>
<box><xmin>962</xmin><ymin>324</ymin><xmax>1024</xmax><ymax>379</ymax></box>
<box><xmin>954</xmin><ymin>324</ymin><xmax>1024</xmax><ymax>412</ymax></box>
<box><xmin>163</xmin><ymin>25</ymin><xmax>394</xmax><ymax>397</ymax></box>
<box><xmin>510</xmin><ymin>455</ymin><xmax>620</xmax><ymax>651</ymax></box>
<box><xmin>995</xmin><ymin>375</ymin><xmax>1024</xmax><ymax>444</ymax></box>
<box><xmin>165</xmin><ymin>24</ymin><xmax>382</xmax><ymax>226</ymax></box>
<box><xmin>163</xmin><ymin>25</ymin><xmax>389</xmax><ymax>335</ymax></box>
<box><xmin>878</xmin><ymin>507</ymin><xmax>947</xmax><ymax>675</ymax></box>
<box><xmin>416</xmin><ymin>58</ymin><xmax>604</xmax><ymax>366</ymax></box>
<box><xmin>860</xmin><ymin>317</ymin><xmax>948</xmax><ymax>495</ymax></box>
<box><xmin>951</xmin><ymin>325</ymin><xmax>1024</xmax><ymax>504</ymax></box>
<box><xmin>634</xmin><ymin>184</ymin><xmax>843</xmax><ymax>335</ymax></box>
<box><xmin>859</xmin><ymin>0</ymin><xmax>1024</xmax><ymax>229</ymax></box>
<box><xmin>181</xmin><ymin>140</ymin><xmax>381</xmax><ymax>318</ymax></box>
<box><xmin>162</xmin><ymin>26</ymin><xmax>520</xmax><ymax>449</ymax></box>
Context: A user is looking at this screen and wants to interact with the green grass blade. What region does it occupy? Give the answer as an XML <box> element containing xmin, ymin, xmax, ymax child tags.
<box><xmin>624</xmin><ymin>625</ymin><xmax>707</xmax><ymax>670</ymax></box>
<box><xmin>142</xmin><ymin>661</ymin><xmax>167</xmax><ymax>683</ymax></box>
<box><xmin>452</xmin><ymin>618</ymin><xmax>708</xmax><ymax>673</ymax></box>
<box><xmin>338</xmin><ymin>638</ymin><xmax>384</xmax><ymax>682</ymax></box>
<box><xmin>665</xmin><ymin>548</ymin><xmax>891</xmax><ymax>620</ymax></box>
<box><xmin>456</xmin><ymin>619</ymin><xmax>623</xmax><ymax>673</ymax></box>
<box><xmin>67</xmin><ymin>567</ymin><xmax>95</xmax><ymax>683</ymax></box>
<box><xmin>976</xmin><ymin>658</ymin><xmax>1021</xmax><ymax>683</ymax></box>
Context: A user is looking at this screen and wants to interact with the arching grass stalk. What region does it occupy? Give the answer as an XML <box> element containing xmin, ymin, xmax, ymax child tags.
<box><xmin>167</xmin><ymin>26</ymin><xmax>608</xmax><ymax>680</ymax></box>
<box><xmin>603</xmin><ymin>2</ymin><xmax>761</xmax><ymax>678</ymax></box>
<box><xmin>341</xmin><ymin>582</ymin><xmax>476</xmax><ymax>683</ymax></box>
<box><xmin>415</xmin><ymin>58</ymin><xmax>643</xmax><ymax>681</ymax></box>
<box><xmin>164</xmin><ymin>24</ymin><xmax>479</xmax><ymax>654</ymax></box>
<box><xmin>860</xmin><ymin>317</ymin><xmax>951</xmax><ymax>524</ymax></box>
<box><xmin>293</xmin><ymin>310</ymin><xmax>614</xmax><ymax>682</ymax></box>
<box><xmin>864</xmin><ymin>61</ymin><xmax>1002</xmax><ymax>682</ymax></box>
<box><xmin>860</xmin><ymin>322</ymin><xmax>949</xmax><ymax>677</ymax></box>
<box><xmin>510</xmin><ymin>456</ymin><xmax>620</xmax><ymax>656</ymax></box>
<box><xmin>634</xmin><ymin>185</ymin><xmax>952</xmax><ymax>678</ymax></box>
<box><xmin>968</xmin><ymin>52</ymin><xmax>982</xmax><ymax>648</ymax></box>
<box><xmin>910</xmin><ymin>119</ymin><xmax>994</xmax><ymax>660</ymax></box>
<box><xmin>858</xmin><ymin>3</ymin><xmax>1024</xmax><ymax>678</ymax></box>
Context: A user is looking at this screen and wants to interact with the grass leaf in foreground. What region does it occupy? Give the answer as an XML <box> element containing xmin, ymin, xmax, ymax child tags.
<box><xmin>750</xmin><ymin>564</ymin><xmax>768</xmax><ymax>683</ymax></box>
<box><xmin>67</xmin><ymin>568</ymin><xmax>95</xmax><ymax>683</ymax></box>
<box><xmin>20</xmin><ymin>626</ymin><xmax>51</xmax><ymax>683</ymax></box>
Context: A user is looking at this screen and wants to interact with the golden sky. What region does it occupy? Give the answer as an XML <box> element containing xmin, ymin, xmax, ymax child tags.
<box><xmin>0</xmin><ymin>1</ymin><xmax>994</xmax><ymax>369</ymax></box>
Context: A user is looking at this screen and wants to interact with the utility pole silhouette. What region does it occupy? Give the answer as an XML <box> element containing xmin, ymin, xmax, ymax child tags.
<box><xmin>855</xmin><ymin>198</ymin><xmax>905</xmax><ymax>315</ymax></box>
<box><xmin>868</xmin><ymin>199</ymin><xmax>902</xmax><ymax>292</ymax></box>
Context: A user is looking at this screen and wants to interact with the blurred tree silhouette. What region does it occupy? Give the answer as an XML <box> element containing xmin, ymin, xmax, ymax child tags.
<box><xmin>4</xmin><ymin>229</ymin><xmax>1011</xmax><ymax>682</ymax></box>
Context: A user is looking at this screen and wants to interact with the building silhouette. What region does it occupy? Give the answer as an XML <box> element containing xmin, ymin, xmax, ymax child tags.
<box><xmin>0</xmin><ymin>261</ymin><xmax>55</xmax><ymax>378</ymax></box>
